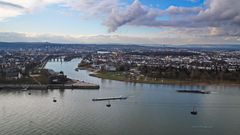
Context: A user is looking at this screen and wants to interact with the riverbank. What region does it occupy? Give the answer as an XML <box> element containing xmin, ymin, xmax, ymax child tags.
<box><xmin>90</xmin><ymin>71</ymin><xmax>240</xmax><ymax>86</ymax></box>
<box><xmin>0</xmin><ymin>80</ymin><xmax>100</xmax><ymax>90</ymax></box>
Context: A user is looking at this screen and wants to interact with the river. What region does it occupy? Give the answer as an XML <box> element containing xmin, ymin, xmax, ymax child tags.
<box><xmin>0</xmin><ymin>58</ymin><xmax>240</xmax><ymax>135</ymax></box>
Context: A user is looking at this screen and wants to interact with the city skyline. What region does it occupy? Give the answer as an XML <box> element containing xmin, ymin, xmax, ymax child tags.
<box><xmin>0</xmin><ymin>0</ymin><xmax>240</xmax><ymax>45</ymax></box>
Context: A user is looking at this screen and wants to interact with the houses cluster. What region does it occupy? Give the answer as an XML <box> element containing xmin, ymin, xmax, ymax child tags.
<box><xmin>1</xmin><ymin>44</ymin><xmax>239</xmax><ymax>81</ymax></box>
<box><xmin>0</xmin><ymin>50</ymin><xmax>47</xmax><ymax>80</ymax></box>
<box><xmin>80</xmin><ymin>49</ymin><xmax>240</xmax><ymax>74</ymax></box>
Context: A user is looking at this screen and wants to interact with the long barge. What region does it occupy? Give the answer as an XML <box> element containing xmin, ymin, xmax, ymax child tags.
<box><xmin>92</xmin><ymin>96</ymin><xmax>128</xmax><ymax>101</ymax></box>
<box><xmin>177</xmin><ymin>90</ymin><xmax>211</xmax><ymax>94</ymax></box>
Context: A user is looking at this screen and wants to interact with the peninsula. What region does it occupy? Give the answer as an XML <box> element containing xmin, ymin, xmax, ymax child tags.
<box><xmin>78</xmin><ymin>46</ymin><xmax>240</xmax><ymax>85</ymax></box>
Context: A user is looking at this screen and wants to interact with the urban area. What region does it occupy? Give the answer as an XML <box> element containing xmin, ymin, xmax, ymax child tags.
<box><xmin>0</xmin><ymin>42</ymin><xmax>240</xmax><ymax>84</ymax></box>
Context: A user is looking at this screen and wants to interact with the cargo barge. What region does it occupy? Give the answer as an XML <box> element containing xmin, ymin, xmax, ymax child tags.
<box><xmin>177</xmin><ymin>90</ymin><xmax>211</xmax><ymax>94</ymax></box>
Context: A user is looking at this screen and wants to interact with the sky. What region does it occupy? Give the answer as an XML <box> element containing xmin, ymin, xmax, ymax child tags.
<box><xmin>0</xmin><ymin>0</ymin><xmax>240</xmax><ymax>45</ymax></box>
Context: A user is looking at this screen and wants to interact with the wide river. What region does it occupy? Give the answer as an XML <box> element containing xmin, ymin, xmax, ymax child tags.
<box><xmin>0</xmin><ymin>58</ymin><xmax>240</xmax><ymax>135</ymax></box>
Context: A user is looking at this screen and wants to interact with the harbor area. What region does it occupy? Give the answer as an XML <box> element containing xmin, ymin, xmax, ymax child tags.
<box><xmin>0</xmin><ymin>71</ymin><xmax>100</xmax><ymax>90</ymax></box>
<box><xmin>46</xmin><ymin>70</ymin><xmax>100</xmax><ymax>89</ymax></box>
<box><xmin>48</xmin><ymin>79</ymin><xmax>100</xmax><ymax>89</ymax></box>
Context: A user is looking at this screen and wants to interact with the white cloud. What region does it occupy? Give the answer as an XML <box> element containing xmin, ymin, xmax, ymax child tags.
<box><xmin>0</xmin><ymin>1</ymin><xmax>25</xmax><ymax>20</ymax></box>
<box><xmin>0</xmin><ymin>7</ymin><xmax>23</xmax><ymax>20</ymax></box>
<box><xmin>0</xmin><ymin>0</ymin><xmax>63</xmax><ymax>20</ymax></box>
<box><xmin>66</xmin><ymin>0</ymin><xmax>119</xmax><ymax>16</ymax></box>
<box><xmin>104</xmin><ymin>0</ymin><xmax>148</xmax><ymax>32</ymax></box>
<box><xmin>0</xmin><ymin>0</ymin><xmax>120</xmax><ymax>21</ymax></box>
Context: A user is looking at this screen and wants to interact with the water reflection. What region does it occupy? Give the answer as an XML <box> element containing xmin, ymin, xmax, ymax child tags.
<box><xmin>59</xmin><ymin>89</ymin><xmax>65</xmax><ymax>98</ymax></box>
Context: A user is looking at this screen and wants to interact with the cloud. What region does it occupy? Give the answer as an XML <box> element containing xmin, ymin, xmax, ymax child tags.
<box><xmin>0</xmin><ymin>1</ymin><xmax>24</xmax><ymax>9</ymax></box>
<box><xmin>165</xmin><ymin>6</ymin><xmax>201</xmax><ymax>16</ymax></box>
<box><xmin>0</xmin><ymin>32</ymin><xmax>239</xmax><ymax>45</ymax></box>
<box><xmin>102</xmin><ymin>0</ymin><xmax>240</xmax><ymax>39</ymax></box>
<box><xmin>0</xmin><ymin>1</ymin><xmax>26</xmax><ymax>20</ymax></box>
<box><xmin>0</xmin><ymin>0</ymin><xmax>119</xmax><ymax>20</ymax></box>
<box><xmin>66</xmin><ymin>0</ymin><xmax>119</xmax><ymax>16</ymax></box>
<box><xmin>104</xmin><ymin>0</ymin><xmax>148</xmax><ymax>32</ymax></box>
<box><xmin>103</xmin><ymin>0</ymin><xmax>203</xmax><ymax>31</ymax></box>
<box><xmin>194</xmin><ymin>0</ymin><xmax>240</xmax><ymax>36</ymax></box>
<box><xmin>0</xmin><ymin>0</ymin><xmax>64</xmax><ymax>20</ymax></box>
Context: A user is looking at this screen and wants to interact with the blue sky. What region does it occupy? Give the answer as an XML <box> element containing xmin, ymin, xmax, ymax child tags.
<box><xmin>0</xmin><ymin>0</ymin><xmax>239</xmax><ymax>45</ymax></box>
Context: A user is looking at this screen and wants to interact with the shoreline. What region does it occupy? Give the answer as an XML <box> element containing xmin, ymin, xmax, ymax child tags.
<box><xmin>0</xmin><ymin>81</ymin><xmax>100</xmax><ymax>90</ymax></box>
<box><xmin>89</xmin><ymin>72</ymin><xmax>240</xmax><ymax>87</ymax></box>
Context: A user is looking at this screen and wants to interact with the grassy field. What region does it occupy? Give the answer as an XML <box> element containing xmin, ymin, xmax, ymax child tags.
<box><xmin>90</xmin><ymin>71</ymin><xmax>240</xmax><ymax>85</ymax></box>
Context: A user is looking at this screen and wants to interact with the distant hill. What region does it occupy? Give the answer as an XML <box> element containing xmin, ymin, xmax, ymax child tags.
<box><xmin>178</xmin><ymin>44</ymin><xmax>240</xmax><ymax>51</ymax></box>
<box><xmin>0</xmin><ymin>42</ymin><xmax>239</xmax><ymax>51</ymax></box>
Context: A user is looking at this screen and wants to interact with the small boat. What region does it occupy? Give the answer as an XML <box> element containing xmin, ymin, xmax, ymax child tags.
<box><xmin>75</xmin><ymin>68</ymin><xmax>79</xmax><ymax>71</ymax></box>
<box><xmin>177</xmin><ymin>90</ymin><xmax>210</xmax><ymax>94</ymax></box>
<box><xmin>53</xmin><ymin>97</ymin><xmax>57</xmax><ymax>102</ymax></box>
<box><xmin>191</xmin><ymin>107</ymin><xmax>198</xmax><ymax>115</ymax></box>
<box><xmin>106</xmin><ymin>100</ymin><xmax>111</xmax><ymax>107</ymax></box>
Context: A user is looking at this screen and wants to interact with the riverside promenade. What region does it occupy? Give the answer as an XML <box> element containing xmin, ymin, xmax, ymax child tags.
<box><xmin>0</xmin><ymin>81</ymin><xmax>100</xmax><ymax>90</ymax></box>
